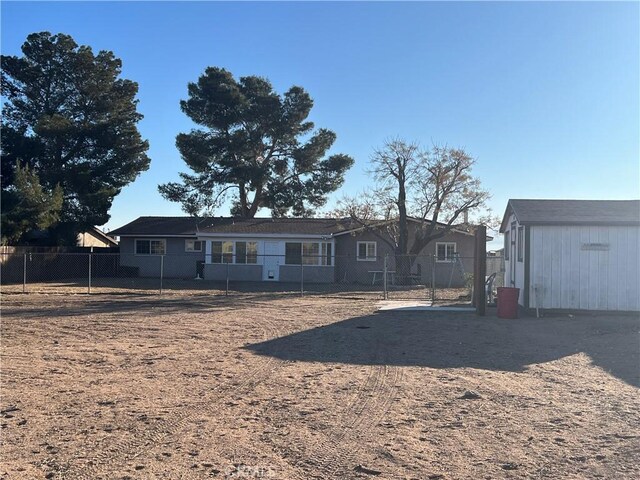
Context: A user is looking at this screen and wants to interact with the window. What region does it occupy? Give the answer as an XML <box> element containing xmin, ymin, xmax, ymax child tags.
<box><xmin>321</xmin><ymin>243</ymin><xmax>332</xmax><ymax>266</ymax></box>
<box><xmin>211</xmin><ymin>241</ymin><xmax>233</xmax><ymax>263</ymax></box>
<box><xmin>357</xmin><ymin>241</ymin><xmax>377</xmax><ymax>261</ymax></box>
<box><xmin>285</xmin><ymin>242</ymin><xmax>333</xmax><ymax>265</ymax></box>
<box><xmin>135</xmin><ymin>239</ymin><xmax>165</xmax><ymax>255</ymax></box>
<box><xmin>302</xmin><ymin>242</ymin><xmax>320</xmax><ymax>265</ymax></box>
<box><xmin>436</xmin><ymin>242</ymin><xmax>457</xmax><ymax>262</ymax></box>
<box><xmin>236</xmin><ymin>241</ymin><xmax>258</xmax><ymax>264</ymax></box>
<box><xmin>504</xmin><ymin>231</ymin><xmax>510</xmax><ymax>261</ymax></box>
<box><xmin>185</xmin><ymin>240</ymin><xmax>203</xmax><ymax>252</ymax></box>
<box><xmin>517</xmin><ymin>226</ymin><xmax>524</xmax><ymax>262</ymax></box>
<box><xmin>285</xmin><ymin>242</ymin><xmax>302</xmax><ymax>265</ymax></box>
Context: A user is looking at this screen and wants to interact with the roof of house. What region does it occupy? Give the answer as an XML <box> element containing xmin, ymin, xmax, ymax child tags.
<box><xmin>87</xmin><ymin>226</ymin><xmax>119</xmax><ymax>246</ymax></box>
<box><xmin>500</xmin><ymin>199</ymin><xmax>640</xmax><ymax>232</ymax></box>
<box><xmin>109</xmin><ymin>216</ymin><xmax>356</xmax><ymax>237</ymax></box>
<box><xmin>110</xmin><ymin>215</ymin><xmax>488</xmax><ymax>239</ymax></box>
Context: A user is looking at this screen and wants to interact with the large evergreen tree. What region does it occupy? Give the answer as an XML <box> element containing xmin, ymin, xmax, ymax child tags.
<box><xmin>1</xmin><ymin>162</ymin><xmax>63</xmax><ymax>244</ymax></box>
<box><xmin>1</xmin><ymin>32</ymin><xmax>150</xmax><ymax>244</ymax></box>
<box><xmin>159</xmin><ymin>67</ymin><xmax>353</xmax><ymax>217</ymax></box>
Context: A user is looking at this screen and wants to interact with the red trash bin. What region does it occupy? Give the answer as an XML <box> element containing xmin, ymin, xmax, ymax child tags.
<box><xmin>497</xmin><ymin>287</ymin><xmax>520</xmax><ymax>319</ymax></box>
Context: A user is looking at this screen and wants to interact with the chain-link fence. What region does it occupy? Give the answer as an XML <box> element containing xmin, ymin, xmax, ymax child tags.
<box><xmin>0</xmin><ymin>252</ymin><xmax>504</xmax><ymax>304</ymax></box>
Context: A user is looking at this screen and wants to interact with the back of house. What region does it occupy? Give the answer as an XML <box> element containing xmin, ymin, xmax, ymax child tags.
<box><xmin>109</xmin><ymin>216</ymin><xmax>482</xmax><ymax>287</ymax></box>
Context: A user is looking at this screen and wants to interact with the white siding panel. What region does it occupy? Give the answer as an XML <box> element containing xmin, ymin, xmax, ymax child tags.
<box><xmin>616</xmin><ymin>229</ymin><xmax>629</xmax><ymax>309</ymax></box>
<box><xmin>529</xmin><ymin>226</ymin><xmax>543</xmax><ymax>308</ymax></box>
<box><xmin>597</xmin><ymin>228</ymin><xmax>609</xmax><ymax>310</ymax></box>
<box><xmin>530</xmin><ymin>225</ymin><xmax>640</xmax><ymax>311</ymax></box>
<box><xmin>627</xmin><ymin>228</ymin><xmax>640</xmax><ymax>311</ymax></box>
<box><xmin>606</xmin><ymin>228</ymin><xmax>618</xmax><ymax>311</ymax></box>
<box><xmin>549</xmin><ymin>227</ymin><xmax>557</xmax><ymax>307</ymax></box>
<box><xmin>586</xmin><ymin>227</ymin><xmax>601</xmax><ymax>310</ymax></box>
<box><xmin>579</xmin><ymin>228</ymin><xmax>590</xmax><ymax>309</ymax></box>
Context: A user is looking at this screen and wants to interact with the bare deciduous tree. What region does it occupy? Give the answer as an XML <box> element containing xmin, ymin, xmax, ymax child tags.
<box><xmin>332</xmin><ymin>139</ymin><xmax>490</xmax><ymax>277</ymax></box>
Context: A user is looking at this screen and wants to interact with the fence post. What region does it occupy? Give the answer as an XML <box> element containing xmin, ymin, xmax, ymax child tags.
<box><xmin>383</xmin><ymin>254</ymin><xmax>388</xmax><ymax>300</ymax></box>
<box><xmin>431</xmin><ymin>254</ymin><xmax>436</xmax><ymax>303</ymax></box>
<box><xmin>23</xmin><ymin>253</ymin><xmax>27</xmax><ymax>294</ymax></box>
<box><xmin>226</xmin><ymin>261</ymin><xmax>229</xmax><ymax>296</ymax></box>
<box><xmin>88</xmin><ymin>253</ymin><xmax>92</xmax><ymax>294</ymax></box>
<box><xmin>474</xmin><ymin>225</ymin><xmax>487</xmax><ymax>316</ymax></box>
<box><xmin>300</xmin><ymin>260</ymin><xmax>304</xmax><ymax>297</ymax></box>
<box><xmin>159</xmin><ymin>255</ymin><xmax>164</xmax><ymax>295</ymax></box>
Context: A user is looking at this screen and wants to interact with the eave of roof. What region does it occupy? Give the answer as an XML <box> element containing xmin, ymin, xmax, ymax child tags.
<box><xmin>500</xmin><ymin>199</ymin><xmax>640</xmax><ymax>233</ymax></box>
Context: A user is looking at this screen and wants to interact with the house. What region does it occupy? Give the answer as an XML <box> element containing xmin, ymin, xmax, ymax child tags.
<box><xmin>109</xmin><ymin>216</ymin><xmax>483</xmax><ymax>286</ymax></box>
<box><xmin>21</xmin><ymin>226</ymin><xmax>119</xmax><ymax>248</ymax></box>
<box><xmin>77</xmin><ymin>226</ymin><xmax>119</xmax><ymax>248</ymax></box>
<box><xmin>500</xmin><ymin>199</ymin><xmax>640</xmax><ymax>312</ymax></box>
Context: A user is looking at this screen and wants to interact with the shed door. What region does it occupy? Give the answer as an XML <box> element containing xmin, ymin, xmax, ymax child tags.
<box><xmin>262</xmin><ymin>241</ymin><xmax>280</xmax><ymax>281</ymax></box>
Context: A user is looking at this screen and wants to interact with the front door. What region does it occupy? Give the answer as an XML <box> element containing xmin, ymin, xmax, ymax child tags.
<box><xmin>262</xmin><ymin>241</ymin><xmax>280</xmax><ymax>281</ymax></box>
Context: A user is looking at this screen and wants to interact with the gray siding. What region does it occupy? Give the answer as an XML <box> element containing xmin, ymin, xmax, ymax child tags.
<box><xmin>117</xmin><ymin>227</ymin><xmax>478</xmax><ymax>286</ymax></box>
<box><xmin>335</xmin><ymin>227</ymin><xmax>476</xmax><ymax>287</ymax></box>
<box><xmin>204</xmin><ymin>264</ymin><xmax>262</xmax><ymax>281</ymax></box>
<box><xmin>119</xmin><ymin>237</ymin><xmax>204</xmax><ymax>278</ymax></box>
<box><xmin>279</xmin><ymin>265</ymin><xmax>334</xmax><ymax>283</ymax></box>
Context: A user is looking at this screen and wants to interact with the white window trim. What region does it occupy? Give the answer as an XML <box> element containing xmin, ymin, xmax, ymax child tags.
<box><xmin>135</xmin><ymin>238</ymin><xmax>166</xmax><ymax>256</ymax></box>
<box><xmin>185</xmin><ymin>239</ymin><xmax>203</xmax><ymax>252</ymax></box>
<box><xmin>435</xmin><ymin>242</ymin><xmax>457</xmax><ymax>263</ymax></box>
<box><xmin>356</xmin><ymin>241</ymin><xmax>377</xmax><ymax>262</ymax></box>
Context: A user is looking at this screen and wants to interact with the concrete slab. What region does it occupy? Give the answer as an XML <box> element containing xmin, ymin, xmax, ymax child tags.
<box><xmin>377</xmin><ymin>300</ymin><xmax>475</xmax><ymax>312</ymax></box>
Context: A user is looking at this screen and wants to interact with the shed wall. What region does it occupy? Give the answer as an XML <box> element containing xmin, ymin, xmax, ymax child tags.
<box><xmin>529</xmin><ymin>225</ymin><xmax>640</xmax><ymax>311</ymax></box>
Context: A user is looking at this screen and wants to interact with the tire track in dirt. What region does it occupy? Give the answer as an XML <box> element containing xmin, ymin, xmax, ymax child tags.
<box><xmin>259</xmin><ymin>336</ymin><xmax>404</xmax><ymax>479</ymax></box>
<box><xmin>68</xmin><ymin>313</ymin><xmax>290</xmax><ymax>479</ymax></box>
<box><xmin>310</xmin><ymin>364</ymin><xmax>403</xmax><ymax>479</ymax></box>
<box><xmin>310</xmin><ymin>360</ymin><xmax>403</xmax><ymax>478</ymax></box>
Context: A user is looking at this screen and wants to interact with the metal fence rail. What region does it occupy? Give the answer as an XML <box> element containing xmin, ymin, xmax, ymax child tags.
<box><xmin>0</xmin><ymin>252</ymin><xmax>504</xmax><ymax>303</ymax></box>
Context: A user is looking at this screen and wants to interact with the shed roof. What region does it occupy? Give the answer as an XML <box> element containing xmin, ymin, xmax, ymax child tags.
<box><xmin>500</xmin><ymin>199</ymin><xmax>640</xmax><ymax>232</ymax></box>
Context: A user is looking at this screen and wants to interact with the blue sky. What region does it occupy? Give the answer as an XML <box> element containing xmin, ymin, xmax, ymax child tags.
<box><xmin>2</xmin><ymin>1</ymin><xmax>638</xmax><ymax>247</ymax></box>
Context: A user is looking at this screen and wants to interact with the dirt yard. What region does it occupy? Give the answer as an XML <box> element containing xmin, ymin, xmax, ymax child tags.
<box><xmin>1</xmin><ymin>294</ymin><xmax>639</xmax><ymax>479</ymax></box>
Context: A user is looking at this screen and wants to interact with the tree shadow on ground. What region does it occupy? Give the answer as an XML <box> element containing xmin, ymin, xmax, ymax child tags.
<box><xmin>246</xmin><ymin>310</ymin><xmax>640</xmax><ymax>387</ymax></box>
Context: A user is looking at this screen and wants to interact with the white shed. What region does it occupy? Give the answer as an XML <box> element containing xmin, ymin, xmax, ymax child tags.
<box><xmin>499</xmin><ymin>199</ymin><xmax>640</xmax><ymax>312</ymax></box>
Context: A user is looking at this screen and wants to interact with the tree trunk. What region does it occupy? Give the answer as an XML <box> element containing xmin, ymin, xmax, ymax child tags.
<box><xmin>396</xmin><ymin>173</ymin><xmax>411</xmax><ymax>282</ymax></box>
<box><xmin>247</xmin><ymin>185</ymin><xmax>262</xmax><ymax>218</ymax></box>
<box><xmin>238</xmin><ymin>183</ymin><xmax>249</xmax><ymax>217</ymax></box>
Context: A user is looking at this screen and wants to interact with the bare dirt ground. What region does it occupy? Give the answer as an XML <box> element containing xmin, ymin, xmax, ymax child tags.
<box><xmin>1</xmin><ymin>293</ymin><xmax>638</xmax><ymax>480</ymax></box>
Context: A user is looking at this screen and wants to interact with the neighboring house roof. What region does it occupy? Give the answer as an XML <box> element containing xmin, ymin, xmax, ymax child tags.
<box><xmin>24</xmin><ymin>226</ymin><xmax>118</xmax><ymax>246</ymax></box>
<box><xmin>109</xmin><ymin>216</ymin><xmax>356</xmax><ymax>237</ymax></box>
<box><xmin>110</xmin><ymin>215</ymin><xmax>492</xmax><ymax>240</ymax></box>
<box><xmin>500</xmin><ymin>199</ymin><xmax>640</xmax><ymax>232</ymax></box>
<box><xmin>87</xmin><ymin>226</ymin><xmax>119</xmax><ymax>246</ymax></box>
